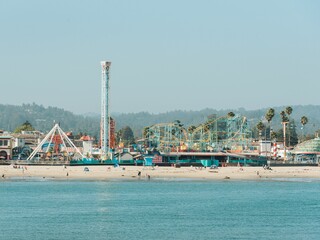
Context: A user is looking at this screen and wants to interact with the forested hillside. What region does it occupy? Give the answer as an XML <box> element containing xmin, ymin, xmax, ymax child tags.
<box><xmin>0</xmin><ymin>103</ymin><xmax>100</xmax><ymax>139</ymax></box>
<box><xmin>114</xmin><ymin>106</ymin><xmax>319</xmax><ymax>137</ymax></box>
<box><xmin>0</xmin><ymin>103</ymin><xmax>319</xmax><ymax>139</ymax></box>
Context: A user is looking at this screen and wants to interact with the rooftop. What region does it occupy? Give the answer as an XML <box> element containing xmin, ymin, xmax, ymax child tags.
<box><xmin>293</xmin><ymin>138</ymin><xmax>320</xmax><ymax>154</ymax></box>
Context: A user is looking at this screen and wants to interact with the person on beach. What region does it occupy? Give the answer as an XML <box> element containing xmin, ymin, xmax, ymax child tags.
<box><xmin>138</xmin><ymin>171</ymin><xmax>141</xmax><ymax>177</ymax></box>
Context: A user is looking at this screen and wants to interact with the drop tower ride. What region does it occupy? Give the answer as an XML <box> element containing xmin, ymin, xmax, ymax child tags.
<box><xmin>100</xmin><ymin>61</ymin><xmax>111</xmax><ymax>158</ymax></box>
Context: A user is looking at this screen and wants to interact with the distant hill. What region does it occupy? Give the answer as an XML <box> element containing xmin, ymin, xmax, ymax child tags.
<box><xmin>0</xmin><ymin>103</ymin><xmax>100</xmax><ymax>139</ymax></box>
<box><xmin>113</xmin><ymin>105</ymin><xmax>319</xmax><ymax>137</ymax></box>
<box><xmin>0</xmin><ymin>103</ymin><xmax>319</xmax><ymax>138</ymax></box>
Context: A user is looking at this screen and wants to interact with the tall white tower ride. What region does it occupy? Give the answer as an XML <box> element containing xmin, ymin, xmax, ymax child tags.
<box><xmin>100</xmin><ymin>61</ymin><xmax>111</xmax><ymax>158</ymax></box>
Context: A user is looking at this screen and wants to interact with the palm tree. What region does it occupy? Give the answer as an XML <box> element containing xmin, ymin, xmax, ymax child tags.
<box><xmin>256</xmin><ymin>121</ymin><xmax>265</xmax><ymax>140</ymax></box>
<box><xmin>174</xmin><ymin>120</ymin><xmax>183</xmax><ymax>128</ymax></box>
<box><xmin>285</xmin><ymin>106</ymin><xmax>293</xmax><ymax>116</ymax></box>
<box><xmin>285</xmin><ymin>106</ymin><xmax>293</xmax><ymax>146</ymax></box>
<box><xmin>256</xmin><ymin>121</ymin><xmax>265</xmax><ymax>155</ymax></box>
<box><xmin>300</xmin><ymin>116</ymin><xmax>308</xmax><ymax>141</ymax></box>
<box><xmin>204</xmin><ymin>124</ymin><xmax>210</xmax><ymax>132</ymax></box>
<box><xmin>280</xmin><ymin>111</ymin><xmax>289</xmax><ymax>123</ymax></box>
<box><xmin>301</xmin><ymin>116</ymin><xmax>308</xmax><ymax>126</ymax></box>
<box><xmin>270</xmin><ymin>131</ymin><xmax>277</xmax><ymax>141</ymax></box>
<box><xmin>188</xmin><ymin>125</ymin><xmax>196</xmax><ymax>134</ymax></box>
<box><xmin>264</xmin><ymin>108</ymin><xmax>275</xmax><ymax>158</ymax></box>
<box><xmin>143</xmin><ymin>126</ymin><xmax>150</xmax><ymax>138</ymax></box>
<box><xmin>280</xmin><ymin>111</ymin><xmax>289</xmax><ymax>160</ymax></box>
<box><xmin>227</xmin><ymin>112</ymin><xmax>235</xmax><ymax>118</ymax></box>
<box><xmin>265</xmin><ymin>108</ymin><xmax>275</xmax><ymax>140</ymax></box>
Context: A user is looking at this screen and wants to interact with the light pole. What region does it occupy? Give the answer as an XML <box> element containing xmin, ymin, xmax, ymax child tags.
<box><xmin>282</xmin><ymin>121</ymin><xmax>288</xmax><ymax>161</ymax></box>
<box><xmin>288</xmin><ymin>122</ymin><xmax>293</xmax><ymax>148</ymax></box>
<box><xmin>263</xmin><ymin>119</ymin><xmax>268</xmax><ymax>157</ymax></box>
<box><xmin>269</xmin><ymin>128</ymin><xmax>273</xmax><ymax>161</ymax></box>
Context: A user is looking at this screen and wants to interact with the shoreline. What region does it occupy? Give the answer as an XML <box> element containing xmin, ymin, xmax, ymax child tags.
<box><xmin>1</xmin><ymin>165</ymin><xmax>320</xmax><ymax>181</ymax></box>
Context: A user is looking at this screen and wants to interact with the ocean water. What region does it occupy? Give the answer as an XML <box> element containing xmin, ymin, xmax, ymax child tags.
<box><xmin>1</xmin><ymin>178</ymin><xmax>320</xmax><ymax>240</ymax></box>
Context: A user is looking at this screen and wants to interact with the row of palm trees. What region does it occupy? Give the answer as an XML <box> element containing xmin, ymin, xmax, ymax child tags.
<box><xmin>256</xmin><ymin>106</ymin><xmax>309</xmax><ymax>145</ymax></box>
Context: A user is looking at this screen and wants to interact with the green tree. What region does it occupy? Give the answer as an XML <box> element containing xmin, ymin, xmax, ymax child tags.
<box><xmin>188</xmin><ymin>125</ymin><xmax>196</xmax><ymax>134</ymax></box>
<box><xmin>285</xmin><ymin>106</ymin><xmax>293</xmax><ymax>146</ymax></box>
<box><xmin>277</xmin><ymin>120</ymin><xmax>298</xmax><ymax>147</ymax></box>
<box><xmin>280</xmin><ymin>110</ymin><xmax>289</xmax><ymax>152</ymax></box>
<box><xmin>280</xmin><ymin>111</ymin><xmax>289</xmax><ymax>123</ymax></box>
<box><xmin>227</xmin><ymin>112</ymin><xmax>235</xmax><ymax>118</ymax></box>
<box><xmin>301</xmin><ymin>116</ymin><xmax>308</xmax><ymax>126</ymax></box>
<box><xmin>270</xmin><ymin>131</ymin><xmax>277</xmax><ymax>141</ymax></box>
<box><xmin>265</xmin><ymin>108</ymin><xmax>275</xmax><ymax>140</ymax></box>
<box><xmin>75</xmin><ymin>132</ymin><xmax>84</xmax><ymax>139</ymax></box>
<box><xmin>143</xmin><ymin>126</ymin><xmax>150</xmax><ymax>138</ymax></box>
<box><xmin>288</xmin><ymin>120</ymin><xmax>298</xmax><ymax>146</ymax></box>
<box><xmin>285</xmin><ymin>106</ymin><xmax>293</xmax><ymax>116</ymax></box>
<box><xmin>256</xmin><ymin>121</ymin><xmax>265</xmax><ymax>140</ymax></box>
<box><xmin>119</xmin><ymin>126</ymin><xmax>135</xmax><ymax>147</ymax></box>
<box><xmin>14</xmin><ymin>121</ymin><xmax>35</xmax><ymax>133</ymax></box>
<box><xmin>300</xmin><ymin>116</ymin><xmax>308</xmax><ymax>141</ymax></box>
<box><xmin>276</xmin><ymin>128</ymin><xmax>284</xmax><ymax>142</ymax></box>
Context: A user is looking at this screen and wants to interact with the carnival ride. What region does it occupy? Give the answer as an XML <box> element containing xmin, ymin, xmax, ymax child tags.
<box><xmin>25</xmin><ymin>61</ymin><xmax>111</xmax><ymax>163</ymax></box>
<box><xmin>27</xmin><ymin>123</ymin><xmax>85</xmax><ymax>162</ymax></box>
<box><xmin>144</xmin><ymin>114</ymin><xmax>252</xmax><ymax>153</ymax></box>
<box><xmin>100</xmin><ymin>61</ymin><xmax>112</xmax><ymax>159</ymax></box>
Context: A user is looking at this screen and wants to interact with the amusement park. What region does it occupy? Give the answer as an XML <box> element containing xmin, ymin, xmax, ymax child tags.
<box><xmin>143</xmin><ymin>113</ymin><xmax>251</xmax><ymax>153</ymax></box>
<box><xmin>0</xmin><ymin>61</ymin><xmax>319</xmax><ymax>167</ymax></box>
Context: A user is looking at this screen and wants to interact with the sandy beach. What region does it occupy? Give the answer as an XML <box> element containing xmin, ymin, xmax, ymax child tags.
<box><xmin>1</xmin><ymin>165</ymin><xmax>320</xmax><ymax>181</ymax></box>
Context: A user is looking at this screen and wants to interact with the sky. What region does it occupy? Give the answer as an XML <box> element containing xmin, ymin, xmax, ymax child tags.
<box><xmin>0</xmin><ymin>0</ymin><xmax>319</xmax><ymax>114</ymax></box>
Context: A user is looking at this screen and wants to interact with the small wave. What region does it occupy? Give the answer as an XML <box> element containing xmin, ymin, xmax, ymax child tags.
<box><xmin>267</xmin><ymin>178</ymin><xmax>320</xmax><ymax>183</ymax></box>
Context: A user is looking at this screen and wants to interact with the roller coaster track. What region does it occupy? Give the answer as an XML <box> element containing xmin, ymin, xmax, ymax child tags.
<box><xmin>145</xmin><ymin>115</ymin><xmax>252</xmax><ymax>152</ymax></box>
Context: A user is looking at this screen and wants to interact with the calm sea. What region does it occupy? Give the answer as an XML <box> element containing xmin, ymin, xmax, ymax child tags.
<box><xmin>1</xmin><ymin>178</ymin><xmax>320</xmax><ymax>240</ymax></box>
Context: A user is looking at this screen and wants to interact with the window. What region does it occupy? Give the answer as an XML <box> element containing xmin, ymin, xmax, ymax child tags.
<box><xmin>0</xmin><ymin>140</ymin><xmax>9</xmax><ymax>146</ymax></box>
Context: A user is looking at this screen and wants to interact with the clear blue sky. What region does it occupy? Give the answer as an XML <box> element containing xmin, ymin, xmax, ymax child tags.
<box><xmin>1</xmin><ymin>0</ymin><xmax>319</xmax><ymax>114</ymax></box>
